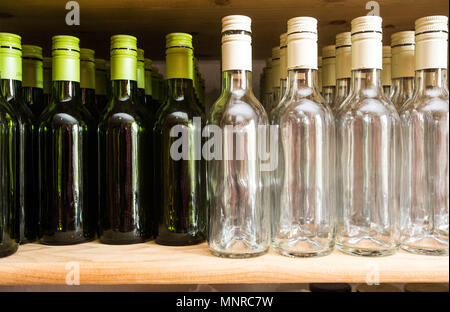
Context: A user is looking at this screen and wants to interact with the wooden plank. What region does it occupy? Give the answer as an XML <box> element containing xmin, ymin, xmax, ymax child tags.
<box><xmin>0</xmin><ymin>0</ymin><xmax>448</xmax><ymax>59</ymax></box>
<box><xmin>0</xmin><ymin>242</ymin><xmax>448</xmax><ymax>285</ymax></box>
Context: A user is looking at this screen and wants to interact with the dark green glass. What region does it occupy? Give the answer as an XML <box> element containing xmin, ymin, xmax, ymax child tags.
<box><xmin>23</xmin><ymin>86</ymin><xmax>45</xmax><ymax>118</ymax></box>
<box><xmin>95</xmin><ymin>93</ymin><xmax>108</xmax><ymax>118</ymax></box>
<box><xmin>154</xmin><ymin>78</ymin><xmax>206</xmax><ymax>246</ymax></box>
<box><xmin>98</xmin><ymin>80</ymin><xmax>153</xmax><ymax>244</ymax></box>
<box><xmin>0</xmin><ymin>81</ymin><xmax>19</xmax><ymax>257</ymax></box>
<box><xmin>82</xmin><ymin>88</ymin><xmax>99</xmax><ymax>120</ymax></box>
<box><xmin>1</xmin><ymin>79</ymin><xmax>36</xmax><ymax>244</ymax></box>
<box><xmin>38</xmin><ymin>80</ymin><xmax>97</xmax><ymax>244</ymax></box>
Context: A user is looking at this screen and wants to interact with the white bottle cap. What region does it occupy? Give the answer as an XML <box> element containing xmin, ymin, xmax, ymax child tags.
<box><xmin>382</xmin><ymin>46</ymin><xmax>392</xmax><ymax>86</ymax></box>
<box><xmin>322</xmin><ymin>45</ymin><xmax>336</xmax><ymax>87</ymax></box>
<box><xmin>272</xmin><ymin>46</ymin><xmax>281</xmax><ymax>88</ymax></box>
<box><xmin>287</xmin><ymin>17</ymin><xmax>318</xmax><ymax>70</ymax></box>
<box><xmin>391</xmin><ymin>31</ymin><xmax>415</xmax><ymax>79</ymax></box>
<box><xmin>351</xmin><ymin>16</ymin><xmax>383</xmax><ymax>70</ymax></box>
<box><xmin>221</xmin><ymin>15</ymin><xmax>252</xmax><ymax>71</ymax></box>
<box><xmin>415</xmin><ymin>15</ymin><xmax>448</xmax><ymax>70</ymax></box>
<box><xmin>335</xmin><ymin>32</ymin><xmax>352</xmax><ymax>79</ymax></box>
<box><xmin>280</xmin><ymin>33</ymin><xmax>288</xmax><ymax>79</ymax></box>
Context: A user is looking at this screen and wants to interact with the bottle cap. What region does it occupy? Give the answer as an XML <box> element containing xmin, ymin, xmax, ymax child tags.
<box><xmin>22</xmin><ymin>45</ymin><xmax>42</xmax><ymax>60</ymax></box>
<box><xmin>415</xmin><ymin>15</ymin><xmax>448</xmax><ymax>70</ymax></box>
<box><xmin>137</xmin><ymin>48</ymin><xmax>145</xmax><ymax>89</ymax></box>
<box><xmin>144</xmin><ymin>58</ymin><xmax>153</xmax><ymax>96</ymax></box>
<box><xmin>165</xmin><ymin>32</ymin><xmax>193</xmax><ymax>49</ymax></box>
<box><xmin>95</xmin><ymin>58</ymin><xmax>107</xmax><ymax>95</ymax></box>
<box><xmin>80</xmin><ymin>48</ymin><xmax>95</xmax><ymax>62</ymax></box>
<box><xmin>272</xmin><ymin>46</ymin><xmax>281</xmax><ymax>87</ymax></box>
<box><xmin>272</xmin><ymin>46</ymin><xmax>280</xmax><ymax>59</ymax></box>
<box><xmin>318</xmin><ymin>55</ymin><xmax>322</xmax><ymax>67</ymax></box>
<box><xmin>22</xmin><ymin>45</ymin><xmax>43</xmax><ymax>88</ymax></box>
<box><xmin>221</xmin><ymin>15</ymin><xmax>252</xmax><ymax>33</ymax></box>
<box><xmin>144</xmin><ymin>58</ymin><xmax>152</xmax><ymax>69</ymax></box>
<box><xmin>0</xmin><ymin>32</ymin><xmax>22</xmax><ymax>81</ymax></box>
<box><xmin>322</xmin><ymin>45</ymin><xmax>336</xmax><ymax>87</ymax></box>
<box><xmin>52</xmin><ymin>35</ymin><xmax>80</xmax><ymax>82</ymax></box>
<box><xmin>95</xmin><ymin>58</ymin><xmax>107</xmax><ymax>71</ymax></box>
<box><xmin>280</xmin><ymin>33</ymin><xmax>288</xmax><ymax>48</ymax></box>
<box><xmin>336</xmin><ymin>32</ymin><xmax>351</xmax><ymax>48</ymax></box>
<box><xmin>351</xmin><ymin>16</ymin><xmax>383</xmax><ymax>70</ymax></box>
<box><xmin>80</xmin><ymin>48</ymin><xmax>95</xmax><ymax>89</ymax></box>
<box><xmin>287</xmin><ymin>17</ymin><xmax>318</xmax><ymax>70</ymax></box>
<box><xmin>110</xmin><ymin>34</ymin><xmax>137</xmax><ymax>81</ymax></box>
<box><xmin>165</xmin><ymin>32</ymin><xmax>194</xmax><ymax>79</ymax></box>
<box><xmin>391</xmin><ymin>31</ymin><xmax>415</xmax><ymax>79</ymax></box>
<box><xmin>110</xmin><ymin>34</ymin><xmax>137</xmax><ymax>51</ymax></box>
<box><xmin>382</xmin><ymin>45</ymin><xmax>392</xmax><ymax>86</ymax></box>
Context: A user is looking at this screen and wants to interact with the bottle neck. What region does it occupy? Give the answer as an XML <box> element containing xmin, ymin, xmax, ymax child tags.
<box><xmin>285</xmin><ymin>68</ymin><xmax>318</xmax><ymax>98</ymax></box>
<box><xmin>0</xmin><ymin>79</ymin><xmax>22</xmax><ymax>102</ymax></box>
<box><xmin>111</xmin><ymin>80</ymin><xmax>138</xmax><ymax>102</ymax></box>
<box><xmin>167</xmin><ymin>78</ymin><xmax>194</xmax><ymax>101</ymax></box>
<box><xmin>351</xmin><ymin>68</ymin><xmax>383</xmax><ymax>97</ymax></box>
<box><xmin>52</xmin><ymin>81</ymin><xmax>81</xmax><ymax>103</ymax></box>
<box><xmin>221</xmin><ymin>70</ymin><xmax>252</xmax><ymax>93</ymax></box>
<box><xmin>335</xmin><ymin>78</ymin><xmax>351</xmax><ymax>100</ymax></box>
<box><xmin>392</xmin><ymin>77</ymin><xmax>414</xmax><ymax>97</ymax></box>
<box><xmin>414</xmin><ymin>68</ymin><xmax>448</xmax><ymax>96</ymax></box>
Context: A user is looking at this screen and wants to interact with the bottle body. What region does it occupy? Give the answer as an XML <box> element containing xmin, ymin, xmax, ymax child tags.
<box><xmin>400</xmin><ymin>69</ymin><xmax>449</xmax><ymax>255</ymax></box>
<box><xmin>336</xmin><ymin>69</ymin><xmax>401</xmax><ymax>256</ymax></box>
<box><xmin>272</xmin><ymin>69</ymin><xmax>335</xmax><ymax>257</ymax></box>
<box><xmin>391</xmin><ymin>77</ymin><xmax>414</xmax><ymax>111</ymax></box>
<box><xmin>39</xmin><ymin>81</ymin><xmax>97</xmax><ymax>244</ymax></box>
<box><xmin>208</xmin><ymin>70</ymin><xmax>270</xmax><ymax>257</ymax></box>
<box><xmin>333</xmin><ymin>78</ymin><xmax>351</xmax><ymax>114</ymax></box>
<box><xmin>0</xmin><ymin>92</ymin><xmax>19</xmax><ymax>256</ymax></box>
<box><xmin>98</xmin><ymin>80</ymin><xmax>153</xmax><ymax>244</ymax></box>
<box><xmin>154</xmin><ymin>79</ymin><xmax>206</xmax><ymax>245</ymax></box>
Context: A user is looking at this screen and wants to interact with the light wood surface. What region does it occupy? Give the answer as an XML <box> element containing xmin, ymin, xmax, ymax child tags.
<box><xmin>0</xmin><ymin>0</ymin><xmax>448</xmax><ymax>60</ymax></box>
<box><xmin>0</xmin><ymin>242</ymin><xmax>448</xmax><ymax>285</ymax></box>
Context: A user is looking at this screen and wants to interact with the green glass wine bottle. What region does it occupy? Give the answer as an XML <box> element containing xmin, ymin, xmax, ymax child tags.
<box><xmin>80</xmin><ymin>48</ymin><xmax>98</xmax><ymax>119</ymax></box>
<box><xmin>0</xmin><ymin>33</ymin><xmax>36</xmax><ymax>244</ymax></box>
<box><xmin>0</xmin><ymin>46</ymin><xmax>19</xmax><ymax>257</ymax></box>
<box><xmin>154</xmin><ymin>33</ymin><xmax>206</xmax><ymax>246</ymax></box>
<box><xmin>151</xmin><ymin>66</ymin><xmax>161</xmax><ymax>110</ymax></box>
<box><xmin>22</xmin><ymin>45</ymin><xmax>45</xmax><ymax>117</ymax></box>
<box><xmin>98</xmin><ymin>35</ymin><xmax>153</xmax><ymax>244</ymax></box>
<box><xmin>42</xmin><ymin>57</ymin><xmax>52</xmax><ymax>108</ymax></box>
<box><xmin>137</xmin><ymin>48</ymin><xmax>146</xmax><ymax>106</ymax></box>
<box><xmin>38</xmin><ymin>35</ymin><xmax>97</xmax><ymax>245</ymax></box>
<box><xmin>94</xmin><ymin>58</ymin><xmax>108</xmax><ymax>115</ymax></box>
<box><xmin>144</xmin><ymin>58</ymin><xmax>154</xmax><ymax>113</ymax></box>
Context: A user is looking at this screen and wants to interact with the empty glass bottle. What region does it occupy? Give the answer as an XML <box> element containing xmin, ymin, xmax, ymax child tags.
<box><xmin>22</xmin><ymin>45</ymin><xmax>45</xmax><ymax>117</ymax></box>
<box><xmin>0</xmin><ymin>33</ymin><xmax>36</xmax><ymax>244</ymax></box>
<box><xmin>98</xmin><ymin>35</ymin><xmax>153</xmax><ymax>244</ymax></box>
<box><xmin>208</xmin><ymin>15</ymin><xmax>270</xmax><ymax>258</ymax></box>
<box><xmin>154</xmin><ymin>33</ymin><xmax>206</xmax><ymax>246</ymax></box>
<box><xmin>271</xmin><ymin>17</ymin><xmax>335</xmax><ymax>257</ymax></box>
<box><xmin>39</xmin><ymin>35</ymin><xmax>97</xmax><ymax>244</ymax></box>
<box><xmin>391</xmin><ymin>31</ymin><xmax>415</xmax><ymax>111</ymax></box>
<box><xmin>336</xmin><ymin>16</ymin><xmax>401</xmax><ymax>257</ymax></box>
<box><xmin>322</xmin><ymin>45</ymin><xmax>336</xmax><ymax>108</ymax></box>
<box><xmin>399</xmin><ymin>16</ymin><xmax>449</xmax><ymax>256</ymax></box>
<box><xmin>333</xmin><ymin>32</ymin><xmax>352</xmax><ymax>113</ymax></box>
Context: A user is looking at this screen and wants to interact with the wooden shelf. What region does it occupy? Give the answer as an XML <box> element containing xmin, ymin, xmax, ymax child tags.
<box><xmin>0</xmin><ymin>242</ymin><xmax>447</xmax><ymax>285</ymax></box>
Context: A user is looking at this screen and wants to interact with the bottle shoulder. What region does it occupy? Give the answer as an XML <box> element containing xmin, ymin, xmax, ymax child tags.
<box><xmin>39</xmin><ymin>100</ymin><xmax>94</xmax><ymax>128</ymax></box>
<box><xmin>401</xmin><ymin>91</ymin><xmax>449</xmax><ymax>115</ymax></box>
<box><xmin>154</xmin><ymin>98</ymin><xmax>205</xmax><ymax>129</ymax></box>
<box><xmin>336</xmin><ymin>92</ymin><xmax>399</xmax><ymax>120</ymax></box>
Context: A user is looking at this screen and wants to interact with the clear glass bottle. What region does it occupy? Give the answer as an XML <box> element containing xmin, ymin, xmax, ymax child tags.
<box><xmin>0</xmin><ymin>33</ymin><xmax>37</xmax><ymax>244</ymax></box>
<box><xmin>399</xmin><ymin>16</ymin><xmax>449</xmax><ymax>256</ymax></box>
<box><xmin>39</xmin><ymin>36</ymin><xmax>97</xmax><ymax>245</ymax></box>
<box><xmin>208</xmin><ymin>15</ymin><xmax>270</xmax><ymax>258</ymax></box>
<box><xmin>382</xmin><ymin>45</ymin><xmax>393</xmax><ymax>98</ymax></box>
<box><xmin>98</xmin><ymin>35</ymin><xmax>153</xmax><ymax>244</ymax></box>
<box><xmin>322</xmin><ymin>45</ymin><xmax>336</xmax><ymax>108</ymax></box>
<box><xmin>0</xmin><ymin>61</ymin><xmax>19</xmax><ymax>257</ymax></box>
<box><xmin>333</xmin><ymin>32</ymin><xmax>352</xmax><ymax>114</ymax></box>
<box><xmin>391</xmin><ymin>31</ymin><xmax>415</xmax><ymax>111</ymax></box>
<box><xmin>271</xmin><ymin>17</ymin><xmax>335</xmax><ymax>257</ymax></box>
<box><xmin>94</xmin><ymin>58</ymin><xmax>109</xmax><ymax>116</ymax></box>
<box><xmin>22</xmin><ymin>45</ymin><xmax>45</xmax><ymax>117</ymax></box>
<box><xmin>336</xmin><ymin>16</ymin><xmax>401</xmax><ymax>257</ymax></box>
<box><xmin>279</xmin><ymin>33</ymin><xmax>288</xmax><ymax>100</ymax></box>
<box><xmin>154</xmin><ymin>33</ymin><xmax>206</xmax><ymax>246</ymax></box>
<box><xmin>271</xmin><ymin>46</ymin><xmax>281</xmax><ymax>111</ymax></box>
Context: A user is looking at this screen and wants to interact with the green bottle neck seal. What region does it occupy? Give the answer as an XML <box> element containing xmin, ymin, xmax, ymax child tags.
<box><xmin>95</xmin><ymin>58</ymin><xmax>107</xmax><ymax>96</ymax></box>
<box><xmin>52</xmin><ymin>35</ymin><xmax>80</xmax><ymax>82</ymax></box>
<box><xmin>110</xmin><ymin>35</ymin><xmax>137</xmax><ymax>81</ymax></box>
<box><xmin>80</xmin><ymin>48</ymin><xmax>95</xmax><ymax>89</ymax></box>
<box><xmin>0</xmin><ymin>32</ymin><xmax>22</xmax><ymax>81</ymax></box>
<box><xmin>22</xmin><ymin>45</ymin><xmax>43</xmax><ymax>88</ymax></box>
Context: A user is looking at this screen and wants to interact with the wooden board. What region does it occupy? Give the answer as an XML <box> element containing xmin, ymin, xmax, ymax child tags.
<box><xmin>0</xmin><ymin>241</ymin><xmax>448</xmax><ymax>285</ymax></box>
<box><xmin>0</xmin><ymin>0</ymin><xmax>448</xmax><ymax>60</ymax></box>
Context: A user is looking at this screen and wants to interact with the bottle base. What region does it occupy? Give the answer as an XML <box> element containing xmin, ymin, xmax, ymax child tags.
<box><xmin>400</xmin><ymin>245</ymin><xmax>448</xmax><ymax>256</ymax></box>
<box><xmin>273</xmin><ymin>245</ymin><xmax>333</xmax><ymax>258</ymax></box>
<box><xmin>40</xmin><ymin>231</ymin><xmax>95</xmax><ymax>245</ymax></box>
<box><xmin>0</xmin><ymin>243</ymin><xmax>19</xmax><ymax>258</ymax></box>
<box><xmin>208</xmin><ymin>248</ymin><xmax>268</xmax><ymax>259</ymax></box>
<box><xmin>155</xmin><ymin>235</ymin><xmax>205</xmax><ymax>246</ymax></box>
<box><xmin>100</xmin><ymin>230</ymin><xmax>152</xmax><ymax>245</ymax></box>
<box><xmin>337</xmin><ymin>244</ymin><xmax>397</xmax><ymax>257</ymax></box>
